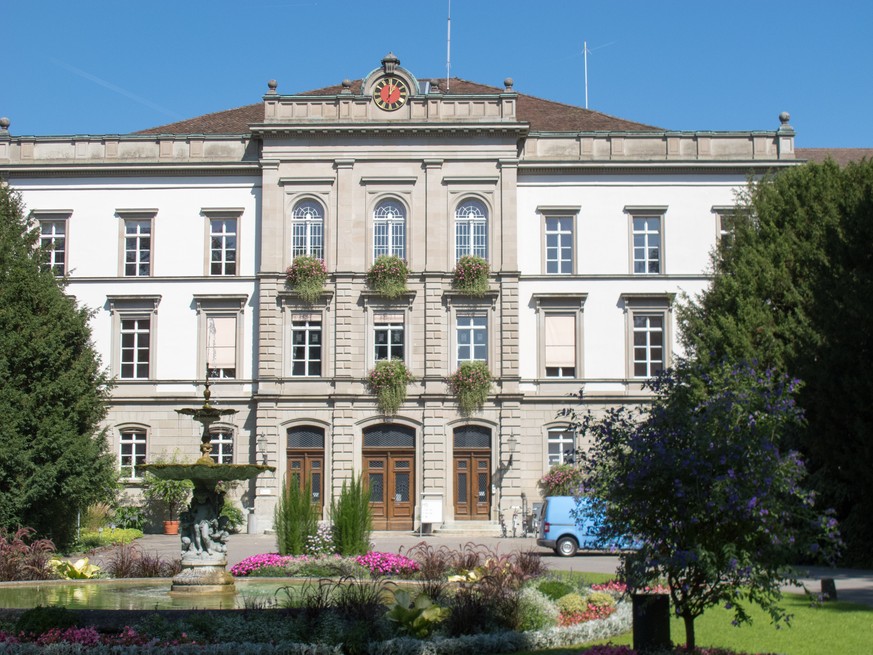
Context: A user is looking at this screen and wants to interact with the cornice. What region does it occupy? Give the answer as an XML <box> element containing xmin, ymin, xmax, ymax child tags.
<box><xmin>1</xmin><ymin>163</ymin><xmax>260</xmax><ymax>178</ymax></box>
<box><xmin>250</xmin><ymin>122</ymin><xmax>528</xmax><ymax>138</ymax></box>
<box><xmin>518</xmin><ymin>160</ymin><xmax>800</xmax><ymax>176</ymax></box>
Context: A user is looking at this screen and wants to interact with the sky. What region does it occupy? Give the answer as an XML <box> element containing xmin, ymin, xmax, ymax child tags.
<box><xmin>3</xmin><ymin>1</ymin><xmax>871</xmax><ymax>148</ymax></box>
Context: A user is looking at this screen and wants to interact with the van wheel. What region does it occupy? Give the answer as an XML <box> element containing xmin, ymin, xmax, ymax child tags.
<box><xmin>556</xmin><ymin>536</ymin><xmax>578</xmax><ymax>557</ymax></box>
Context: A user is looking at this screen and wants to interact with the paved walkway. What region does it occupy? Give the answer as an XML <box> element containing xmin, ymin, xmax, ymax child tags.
<box><xmin>134</xmin><ymin>532</ymin><xmax>873</xmax><ymax>607</ymax></box>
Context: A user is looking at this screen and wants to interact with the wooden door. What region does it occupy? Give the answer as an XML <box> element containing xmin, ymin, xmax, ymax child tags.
<box><xmin>287</xmin><ymin>450</ymin><xmax>324</xmax><ymax>518</ymax></box>
<box><xmin>366</xmin><ymin>452</ymin><xmax>415</xmax><ymax>530</ymax></box>
<box><xmin>454</xmin><ymin>452</ymin><xmax>491</xmax><ymax>519</ymax></box>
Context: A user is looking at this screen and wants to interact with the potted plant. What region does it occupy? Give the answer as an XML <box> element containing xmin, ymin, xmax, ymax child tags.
<box><xmin>452</xmin><ymin>255</ymin><xmax>490</xmax><ymax>296</ymax></box>
<box><xmin>367</xmin><ymin>255</ymin><xmax>408</xmax><ymax>298</ymax></box>
<box><xmin>285</xmin><ymin>255</ymin><xmax>328</xmax><ymax>303</ymax></box>
<box><xmin>537</xmin><ymin>462</ymin><xmax>586</xmax><ymax>498</ymax></box>
<box><xmin>448</xmin><ymin>361</ymin><xmax>492</xmax><ymax>415</ymax></box>
<box><xmin>367</xmin><ymin>358</ymin><xmax>414</xmax><ymax>415</ymax></box>
<box><xmin>142</xmin><ymin>454</ymin><xmax>194</xmax><ymax>535</ymax></box>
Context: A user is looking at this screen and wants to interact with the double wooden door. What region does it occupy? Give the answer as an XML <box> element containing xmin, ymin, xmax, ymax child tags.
<box><xmin>453</xmin><ymin>451</ymin><xmax>491</xmax><ymax>519</ymax></box>
<box><xmin>287</xmin><ymin>450</ymin><xmax>324</xmax><ymax>518</ymax></box>
<box><xmin>365</xmin><ymin>451</ymin><xmax>414</xmax><ymax>530</ymax></box>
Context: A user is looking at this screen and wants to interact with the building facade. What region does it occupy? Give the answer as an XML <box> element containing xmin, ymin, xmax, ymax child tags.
<box><xmin>0</xmin><ymin>54</ymin><xmax>799</xmax><ymax>531</ymax></box>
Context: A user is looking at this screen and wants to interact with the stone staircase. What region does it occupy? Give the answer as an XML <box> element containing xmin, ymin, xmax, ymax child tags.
<box><xmin>430</xmin><ymin>521</ymin><xmax>502</xmax><ymax>537</ymax></box>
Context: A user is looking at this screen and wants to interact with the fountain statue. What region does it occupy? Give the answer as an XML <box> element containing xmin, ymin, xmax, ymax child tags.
<box><xmin>140</xmin><ymin>376</ymin><xmax>274</xmax><ymax>595</ymax></box>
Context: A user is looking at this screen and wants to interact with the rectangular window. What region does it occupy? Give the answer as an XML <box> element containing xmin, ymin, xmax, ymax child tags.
<box><xmin>292</xmin><ymin>320</ymin><xmax>322</xmax><ymax>376</ymax></box>
<box><xmin>119</xmin><ymin>429</ymin><xmax>147</xmax><ymax>479</ymax></box>
<box><xmin>39</xmin><ymin>220</ymin><xmax>66</xmax><ymax>276</ymax></box>
<box><xmin>210</xmin><ymin>218</ymin><xmax>237</xmax><ymax>276</ymax></box>
<box><xmin>209</xmin><ymin>428</ymin><xmax>234</xmax><ymax>464</ymax></box>
<box><xmin>120</xmin><ymin>317</ymin><xmax>150</xmax><ymax>379</ymax></box>
<box><xmin>374</xmin><ymin>319</ymin><xmax>405</xmax><ymax>361</ymax></box>
<box><xmin>124</xmin><ymin>219</ymin><xmax>152</xmax><ymax>277</ymax></box>
<box><xmin>632</xmin><ymin>216</ymin><xmax>661</xmax><ymax>274</ymax></box>
<box><xmin>374</xmin><ymin>221</ymin><xmax>405</xmax><ymax>259</ymax></box>
<box><xmin>544</xmin><ymin>313</ymin><xmax>576</xmax><ymax>378</ymax></box>
<box><xmin>457</xmin><ymin>315</ymin><xmax>487</xmax><ymax>363</ymax></box>
<box><xmin>206</xmin><ymin>315</ymin><xmax>236</xmax><ymax>379</ymax></box>
<box><xmin>545</xmin><ymin>217</ymin><xmax>573</xmax><ymax>274</ymax></box>
<box><xmin>633</xmin><ymin>314</ymin><xmax>664</xmax><ymax>378</ymax></box>
<box><xmin>547</xmin><ymin>429</ymin><xmax>576</xmax><ymax>466</ymax></box>
<box><xmin>292</xmin><ymin>219</ymin><xmax>324</xmax><ymax>259</ymax></box>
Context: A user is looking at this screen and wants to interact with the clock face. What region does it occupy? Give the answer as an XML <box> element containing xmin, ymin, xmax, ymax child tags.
<box><xmin>373</xmin><ymin>76</ymin><xmax>409</xmax><ymax>111</ymax></box>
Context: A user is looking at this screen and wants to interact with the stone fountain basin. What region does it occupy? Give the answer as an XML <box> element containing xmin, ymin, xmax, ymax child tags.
<box><xmin>139</xmin><ymin>462</ymin><xmax>274</xmax><ymax>482</ymax></box>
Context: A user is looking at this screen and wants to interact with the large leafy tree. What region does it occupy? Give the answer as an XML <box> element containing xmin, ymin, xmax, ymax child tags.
<box><xmin>0</xmin><ymin>184</ymin><xmax>116</xmax><ymax>548</ymax></box>
<box><xmin>678</xmin><ymin>159</ymin><xmax>873</xmax><ymax>564</ymax></box>
<box><xmin>573</xmin><ymin>360</ymin><xmax>839</xmax><ymax>650</ymax></box>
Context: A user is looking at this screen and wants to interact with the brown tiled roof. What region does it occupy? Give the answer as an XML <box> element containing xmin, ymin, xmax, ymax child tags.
<box><xmin>796</xmin><ymin>148</ymin><xmax>873</xmax><ymax>166</ymax></box>
<box><xmin>135</xmin><ymin>77</ymin><xmax>660</xmax><ymax>135</ymax></box>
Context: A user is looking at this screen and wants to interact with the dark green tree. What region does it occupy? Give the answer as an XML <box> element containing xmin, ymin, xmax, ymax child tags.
<box><xmin>679</xmin><ymin>159</ymin><xmax>873</xmax><ymax>564</ymax></box>
<box><xmin>0</xmin><ymin>184</ymin><xmax>116</xmax><ymax>548</ymax></box>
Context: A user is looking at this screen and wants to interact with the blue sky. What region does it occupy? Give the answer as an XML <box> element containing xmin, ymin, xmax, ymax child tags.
<box><xmin>4</xmin><ymin>1</ymin><xmax>871</xmax><ymax>147</ymax></box>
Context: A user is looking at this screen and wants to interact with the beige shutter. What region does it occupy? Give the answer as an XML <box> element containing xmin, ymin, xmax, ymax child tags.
<box><xmin>207</xmin><ymin>315</ymin><xmax>236</xmax><ymax>369</ymax></box>
<box><xmin>545</xmin><ymin>314</ymin><xmax>575</xmax><ymax>366</ymax></box>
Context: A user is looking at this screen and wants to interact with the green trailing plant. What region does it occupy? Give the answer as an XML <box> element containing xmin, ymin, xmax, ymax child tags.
<box><xmin>285</xmin><ymin>255</ymin><xmax>328</xmax><ymax>304</ymax></box>
<box><xmin>448</xmin><ymin>361</ymin><xmax>492</xmax><ymax>415</ymax></box>
<box><xmin>367</xmin><ymin>358</ymin><xmax>414</xmax><ymax>415</ymax></box>
<box><xmin>367</xmin><ymin>255</ymin><xmax>408</xmax><ymax>298</ymax></box>
<box><xmin>385</xmin><ymin>589</ymin><xmax>449</xmax><ymax>638</ymax></box>
<box><xmin>274</xmin><ymin>480</ymin><xmax>319</xmax><ymax>556</ymax></box>
<box><xmin>452</xmin><ymin>255</ymin><xmax>490</xmax><ymax>296</ymax></box>
<box><xmin>141</xmin><ymin>454</ymin><xmax>194</xmax><ymax>522</ymax></box>
<box><xmin>330</xmin><ymin>474</ymin><xmax>373</xmax><ymax>556</ymax></box>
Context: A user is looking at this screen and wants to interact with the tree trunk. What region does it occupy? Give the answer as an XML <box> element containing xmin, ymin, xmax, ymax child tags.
<box><xmin>683</xmin><ymin>613</ymin><xmax>696</xmax><ymax>651</ymax></box>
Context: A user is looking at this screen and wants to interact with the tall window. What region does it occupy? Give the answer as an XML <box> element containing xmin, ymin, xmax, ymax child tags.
<box><xmin>632</xmin><ymin>216</ymin><xmax>661</xmax><ymax>274</ymax></box>
<box><xmin>210</xmin><ymin>218</ymin><xmax>237</xmax><ymax>276</ymax></box>
<box><xmin>39</xmin><ymin>220</ymin><xmax>66</xmax><ymax>276</ymax></box>
<box><xmin>124</xmin><ymin>219</ymin><xmax>152</xmax><ymax>276</ymax></box>
<box><xmin>374</xmin><ymin>316</ymin><xmax>404</xmax><ymax>361</ymax></box>
<box><xmin>547</xmin><ymin>428</ymin><xmax>576</xmax><ymax>466</ymax></box>
<box><xmin>209</xmin><ymin>428</ymin><xmax>234</xmax><ymax>464</ymax></box>
<box><xmin>457</xmin><ymin>315</ymin><xmax>487</xmax><ymax>362</ymax></box>
<box><xmin>206</xmin><ymin>315</ymin><xmax>236</xmax><ymax>379</ymax></box>
<box><xmin>632</xmin><ymin>314</ymin><xmax>664</xmax><ymax>378</ymax></box>
<box><xmin>544</xmin><ymin>313</ymin><xmax>576</xmax><ymax>378</ymax></box>
<box><xmin>292</xmin><ymin>200</ymin><xmax>324</xmax><ymax>259</ymax></box>
<box><xmin>545</xmin><ymin>217</ymin><xmax>573</xmax><ymax>274</ymax></box>
<box><xmin>292</xmin><ymin>319</ymin><xmax>322</xmax><ymax>376</ymax></box>
<box><xmin>373</xmin><ymin>199</ymin><xmax>406</xmax><ymax>259</ymax></box>
<box><xmin>455</xmin><ymin>198</ymin><xmax>488</xmax><ymax>261</ymax></box>
<box><xmin>119</xmin><ymin>429</ymin><xmax>147</xmax><ymax>479</ymax></box>
<box><xmin>120</xmin><ymin>317</ymin><xmax>150</xmax><ymax>379</ymax></box>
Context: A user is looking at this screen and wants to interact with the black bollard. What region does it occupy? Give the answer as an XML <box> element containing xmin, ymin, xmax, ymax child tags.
<box><xmin>632</xmin><ymin>593</ymin><xmax>671</xmax><ymax>652</ymax></box>
<box><xmin>820</xmin><ymin>578</ymin><xmax>837</xmax><ymax>601</ymax></box>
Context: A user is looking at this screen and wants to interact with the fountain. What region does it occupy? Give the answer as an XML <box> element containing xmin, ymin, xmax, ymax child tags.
<box><xmin>140</xmin><ymin>377</ymin><xmax>274</xmax><ymax>595</ymax></box>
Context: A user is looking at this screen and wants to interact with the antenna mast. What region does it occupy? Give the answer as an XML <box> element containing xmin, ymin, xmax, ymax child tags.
<box><xmin>446</xmin><ymin>0</ymin><xmax>452</xmax><ymax>91</ymax></box>
<box><xmin>583</xmin><ymin>40</ymin><xmax>589</xmax><ymax>109</ymax></box>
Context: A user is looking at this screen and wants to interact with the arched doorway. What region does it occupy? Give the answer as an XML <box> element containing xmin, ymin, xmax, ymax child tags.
<box><xmin>453</xmin><ymin>425</ymin><xmax>491</xmax><ymax>520</ymax></box>
<box><xmin>286</xmin><ymin>426</ymin><xmax>325</xmax><ymax>518</ymax></box>
<box><xmin>363</xmin><ymin>424</ymin><xmax>415</xmax><ymax>530</ymax></box>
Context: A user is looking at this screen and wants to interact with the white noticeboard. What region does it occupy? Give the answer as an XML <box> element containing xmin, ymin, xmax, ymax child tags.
<box><xmin>420</xmin><ymin>495</ymin><xmax>443</xmax><ymax>524</ymax></box>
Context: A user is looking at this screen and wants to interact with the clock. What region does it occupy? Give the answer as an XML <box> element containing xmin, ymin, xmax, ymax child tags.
<box><xmin>373</xmin><ymin>76</ymin><xmax>409</xmax><ymax>111</ymax></box>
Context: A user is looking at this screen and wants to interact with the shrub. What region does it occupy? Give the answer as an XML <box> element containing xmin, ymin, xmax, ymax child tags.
<box><xmin>516</xmin><ymin>586</ymin><xmax>559</xmax><ymax>631</ymax></box>
<box><xmin>367</xmin><ymin>255</ymin><xmax>408</xmax><ymax>298</ymax></box>
<box><xmin>112</xmin><ymin>504</ymin><xmax>145</xmax><ymax>531</ymax></box>
<box><xmin>556</xmin><ymin>592</ymin><xmax>588</xmax><ymax>615</ymax></box>
<box><xmin>285</xmin><ymin>255</ymin><xmax>328</xmax><ymax>304</ymax></box>
<box><xmin>537</xmin><ymin>462</ymin><xmax>586</xmax><ymax>497</ymax></box>
<box><xmin>82</xmin><ymin>502</ymin><xmax>113</xmax><ymax>532</ymax></box>
<box><xmin>221</xmin><ymin>498</ymin><xmax>246</xmax><ymax>534</ymax></box>
<box><xmin>0</xmin><ymin>528</ymin><xmax>56</xmax><ymax>581</ymax></box>
<box><xmin>275</xmin><ymin>480</ymin><xmax>319</xmax><ymax>556</ymax></box>
<box><xmin>536</xmin><ymin>578</ymin><xmax>575</xmax><ymax>601</ymax></box>
<box><xmin>447</xmin><ymin>361</ymin><xmax>492</xmax><ymax>415</ymax></box>
<box><xmin>15</xmin><ymin>607</ymin><xmax>77</xmax><ymax>635</ymax></box>
<box><xmin>452</xmin><ymin>255</ymin><xmax>490</xmax><ymax>296</ymax></box>
<box><xmin>587</xmin><ymin>591</ymin><xmax>617</xmax><ymax>609</ymax></box>
<box><xmin>368</xmin><ymin>358</ymin><xmax>414</xmax><ymax>415</ymax></box>
<box><xmin>78</xmin><ymin>528</ymin><xmax>143</xmax><ymax>550</ymax></box>
<box><xmin>331</xmin><ymin>475</ymin><xmax>373</xmax><ymax>556</ymax></box>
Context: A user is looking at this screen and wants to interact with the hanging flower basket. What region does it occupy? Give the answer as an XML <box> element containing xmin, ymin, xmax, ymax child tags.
<box><xmin>285</xmin><ymin>256</ymin><xmax>327</xmax><ymax>304</ymax></box>
<box><xmin>452</xmin><ymin>255</ymin><xmax>490</xmax><ymax>296</ymax></box>
<box><xmin>538</xmin><ymin>462</ymin><xmax>586</xmax><ymax>498</ymax></box>
<box><xmin>448</xmin><ymin>361</ymin><xmax>492</xmax><ymax>415</ymax></box>
<box><xmin>367</xmin><ymin>255</ymin><xmax>409</xmax><ymax>298</ymax></box>
<box><xmin>368</xmin><ymin>358</ymin><xmax>414</xmax><ymax>415</ymax></box>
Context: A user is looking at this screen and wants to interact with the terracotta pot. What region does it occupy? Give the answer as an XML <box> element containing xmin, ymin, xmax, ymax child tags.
<box><xmin>163</xmin><ymin>520</ymin><xmax>180</xmax><ymax>535</ymax></box>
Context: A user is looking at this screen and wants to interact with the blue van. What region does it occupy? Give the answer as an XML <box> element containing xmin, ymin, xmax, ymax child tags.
<box><xmin>536</xmin><ymin>495</ymin><xmax>631</xmax><ymax>556</ymax></box>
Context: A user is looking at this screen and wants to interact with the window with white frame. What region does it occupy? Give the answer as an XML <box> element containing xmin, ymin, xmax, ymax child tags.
<box><xmin>292</xmin><ymin>200</ymin><xmax>324</xmax><ymax>260</ymax></box>
<box><xmin>205</xmin><ymin>315</ymin><xmax>237</xmax><ymax>379</ymax></box>
<box><xmin>209</xmin><ymin>218</ymin><xmax>237</xmax><ymax>276</ymax></box>
<box><xmin>631</xmin><ymin>215</ymin><xmax>662</xmax><ymax>274</ymax></box>
<box><xmin>715</xmin><ymin>208</ymin><xmax>738</xmax><ymax>251</ymax></box>
<box><xmin>120</xmin><ymin>317</ymin><xmax>151</xmax><ymax>379</ymax></box>
<box><xmin>374</xmin><ymin>313</ymin><xmax>405</xmax><ymax>361</ymax></box>
<box><xmin>457</xmin><ymin>315</ymin><xmax>487</xmax><ymax>363</ymax></box>
<box><xmin>544</xmin><ymin>313</ymin><xmax>576</xmax><ymax>378</ymax></box>
<box><xmin>209</xmin><ymin>427</ymin><xmax>234</xmax><ymax>464</ymax></box>
<box><xmin>119</xmin><ymin>428</ymin><xmax>147</xmax><ymax>479</ymax></box>
<box><xmin>632</xmin><ymin>314</ymin><xmax>664</xmax><ymax>378</ymax></box>
<box><xmin>124</xmin><ymin>219</ymin><xmax>152</xmax><ymax>277</ymax></box>
<box><xmin>544</xmin><ymin>216</ymin><xmax>573</xmax><ymax>274</ymax></box>
<box><xmin>39</xmin><ymin>219</ymin><xmax>67</xmax><ymax>276</ymax></box>
<box><xmin>455</xmin><ymin>198</ymin><xmax>488</xmax><ymax>261</ymax></box>
<box><xmin>292</xmin><ymin>319</ymin><xmax>322</xmax><ymax>376</ymax></box>
<box><xmin>547</xmin><ymin>428</ymin><xmax>576</xmax><ymax>466</ymax></box>
<box><xmin>373</xmin><ymin>199</ymin><xmax>406</xmax><ymax>259</ymax></box>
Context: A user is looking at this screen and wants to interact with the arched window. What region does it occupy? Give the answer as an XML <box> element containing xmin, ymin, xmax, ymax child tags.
<box><xmin>455</xmin><ymin>198</ymin><xmax>488</xmax><ymax>261</ymax></box>
<box><xmin>373</xmin><ymin>199</ymin><xmax>406</xmax><ymax>259</ymax></box>
<box><xmin>292</xmin><ymin>200</ymin><xmax>324</xmax><ymax>260</ymax></box>
<box><xmin>209</xmin><ymin>427</ymin><xmax>234</xmax><ymax>464</ymax></box>
<box><xmin>119</xmin><ymin>427</ymin><xmax>147</xmax><ymax>479</ymax></box>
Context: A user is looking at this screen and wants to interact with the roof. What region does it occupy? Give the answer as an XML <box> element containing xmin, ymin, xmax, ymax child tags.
<box><xmin>796</xmin><ymin>148</ymin><xmax>873</xmax><ymax>166</ymax></box>
<box><xmin>135</xmin><ymin>77</ymin><xmax>661</xmax><ymax>136</ymax></box>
